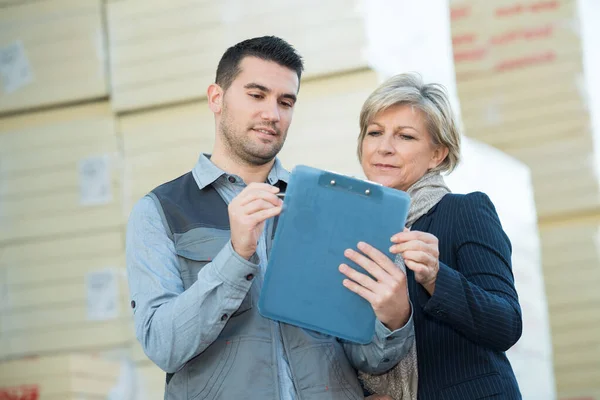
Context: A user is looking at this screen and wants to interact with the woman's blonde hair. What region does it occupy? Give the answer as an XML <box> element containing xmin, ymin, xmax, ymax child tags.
<box><xmin>358</xmin><ymin>73</ymin><xmax>461</xmax><ymax>174</ymax></box>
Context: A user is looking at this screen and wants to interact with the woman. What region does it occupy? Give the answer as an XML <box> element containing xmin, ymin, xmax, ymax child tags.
<box><xmin>340</xmin><ymin>73</ymin><xmax>523</xmax><ymax>400</ymax></box>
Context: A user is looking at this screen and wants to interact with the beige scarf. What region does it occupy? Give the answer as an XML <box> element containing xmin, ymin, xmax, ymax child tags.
<box><xmin>359</xmin><ymin>171</ymin><xmax>450</xmax><ymax>400</ymax></box>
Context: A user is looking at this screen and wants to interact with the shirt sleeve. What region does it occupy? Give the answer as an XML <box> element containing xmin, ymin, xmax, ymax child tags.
<box><xmin>126</xmin><ymin>196</ymin><xmax>259</xmax><ymax>373</ymax></box>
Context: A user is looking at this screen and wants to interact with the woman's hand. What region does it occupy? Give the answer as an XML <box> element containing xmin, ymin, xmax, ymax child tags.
<box><xmin>390</xmin><ymin>228</ymin><xmax>440</xmax><ymax>295</ymax></box>
<box><xmin>339</xmin><ymin>242</ymin><xmax>411</xmax><ymax>331</ymax></box>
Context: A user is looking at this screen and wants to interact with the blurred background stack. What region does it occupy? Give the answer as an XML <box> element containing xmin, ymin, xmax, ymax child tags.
<box><xmin>0</xmin><ymin>0</ymin><xmax>598</xmax><ymax>398</ymax></box>
<box><xmin>450</xmin><ymin>0</ymin><xmax>600</xmax><ymax>398</ymax></box>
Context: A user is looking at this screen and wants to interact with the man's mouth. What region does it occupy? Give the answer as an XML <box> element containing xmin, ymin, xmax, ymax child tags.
<box><xmin>252</xmin><ymin>127</ymin><xmax>278</xmax><ymax>136</ymax></box>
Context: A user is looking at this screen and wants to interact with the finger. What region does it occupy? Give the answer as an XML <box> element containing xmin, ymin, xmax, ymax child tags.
<box><xmin>242</xmin><ymin>198</ymin><xmax>278</xmax><ymax>215</ymax></box>
<box><xmin>404</xmin><ymin>259</ymin><xmax>431</xmax><ymax>279</ymax></box>
<box><xmin>249</xmin><ymin>206</ymin><xmax>282</xmax><ymax>224</ymax></box>
<box><xmin>344</xmin><ymin>248</ymin><xmax>389</xmax><ymax>282</ymax></box>
<box><xmin>339</xmin><ymin>264</ymin><xmax>378</xmax><ymax>292</ymax></box>
<box><xmin>389</xmin><ymin>239</ymin><xmax>430</xmax><ymax>255</ymax></box>
<box><xmin>391</xmin><ymin>230</ymin><xmax>438</xmax><ymax>244</ymax></box>
<box><xmin>356</xmin><ymin>242</ymin><xmax>404</xmax><ymax>280</ymax></box>
<box><xmin>401</xmin><ymin>250</ymin><xmax>437</xmax><ymax>266</ymax></box>
<box><xmin>238</xmin><ymin>190</ymin><xmax>282</xmax><ymax>208</ymax></box>
<box><xmin>245</xmin><ymin>182</ymin><xmax>280</xmax><ymax>192</ymax></box>
<box><xmin>342</xmin><ymin>278</ymin><xmax>377</xmax><ymax>304</ymax></box>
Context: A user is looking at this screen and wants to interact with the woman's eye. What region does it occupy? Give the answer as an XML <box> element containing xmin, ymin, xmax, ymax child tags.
<box><xmin>367</xmin><ymin>131</ymin><xmax>382</xmax><ymax>136</ymax></box>
<box><xmin>400</xmin><ymin>134</ymin><xmax>415</xmax><ymax>140</ymax></box>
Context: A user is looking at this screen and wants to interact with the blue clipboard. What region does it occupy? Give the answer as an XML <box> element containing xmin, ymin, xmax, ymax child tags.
<box><xmin>258</xmin><ymin>165</ymin><xmax>411</xmax><ymax>344</ymax></box>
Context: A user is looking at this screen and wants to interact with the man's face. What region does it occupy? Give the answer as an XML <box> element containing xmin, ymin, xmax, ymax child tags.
<box><xmin>218</xmin><ymin>56</ymin><xmax>300</xmax><ymax>166</ymax></box>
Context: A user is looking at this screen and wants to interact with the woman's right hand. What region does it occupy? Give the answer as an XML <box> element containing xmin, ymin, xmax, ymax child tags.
<box><xmin>339</xmin><ymin>241</ymin><xmax>411</xmax><ymax>331</ymax></box>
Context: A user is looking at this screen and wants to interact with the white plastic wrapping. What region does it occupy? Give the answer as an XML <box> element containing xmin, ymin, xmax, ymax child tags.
<box><xmin>361</xmin><ymin>0</ymin><xmax>462</xmax><ymax>119</ymax></box>
<box><xmin>578</xmin><ymin>0</ymin><xmax>600</xmax><ymax>182</ymax></box>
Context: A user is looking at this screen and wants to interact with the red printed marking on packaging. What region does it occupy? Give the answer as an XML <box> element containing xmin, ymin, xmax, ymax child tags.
<box><xmin>496</xmin><ymin>1</ymin><xmax>559</xmax><ymax>17</ymax></box>
<box><xmin>530</xmin><ymin>1</ymin><xmax>559</xmax><ymax>13</ymax></box>
<box><xmin>495</xmin><ymin>51</ymin><xmax>556</xmax><ymax>71</ymax></box>
<box><xmin>454</xmin><ymin>48</ymin><xmax>487</xmax><ymax>63</ymax></box>
<box><xmin>451</xmin><ymin>6</ymin><xmax>471</xmax><ymax>20</ymax></box>
<box><xmin>491</xmin><ymin>24</ymin><xmax>554</xmax><ymax>45</ymax></box>
<box><xmin>0</xmin><ymin>385</ymin><xmax>40</xmax><ymax>400</ymax></box>
<box><xmin>452</xmin><ymin>34</ymin><xmax>477</xmax><ymax>46</ymax></box>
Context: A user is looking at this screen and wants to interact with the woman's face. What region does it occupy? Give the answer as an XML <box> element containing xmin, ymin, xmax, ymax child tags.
<box><xmin>360</xmin><ymin>104</ymin><xmax>448</xmax><ymax>192</ymax></box>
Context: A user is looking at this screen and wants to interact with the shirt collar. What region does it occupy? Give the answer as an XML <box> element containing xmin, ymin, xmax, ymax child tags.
<box><xmin>192</xmin><ymin>153</ymin><xmax>289</xmax><ymax>190</ymax></box>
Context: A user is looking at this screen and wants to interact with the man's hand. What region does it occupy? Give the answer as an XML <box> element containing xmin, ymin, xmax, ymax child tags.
<box><xmin>228</xmin><ymin>183</ymin><xmax>282</xmax><ymax>260</ymax></box>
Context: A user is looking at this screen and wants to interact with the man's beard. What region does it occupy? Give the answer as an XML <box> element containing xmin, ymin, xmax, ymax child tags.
<box><xmin>220</xmin><ymin>105</ymin><xmax>286</xmax><ymax>166</ymax></box>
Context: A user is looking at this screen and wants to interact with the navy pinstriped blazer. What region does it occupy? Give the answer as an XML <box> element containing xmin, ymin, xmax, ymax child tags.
<box><xmin>408</xmin><ymin>192</ymin><xmax>522</xmax><ymax>399</ymax></box>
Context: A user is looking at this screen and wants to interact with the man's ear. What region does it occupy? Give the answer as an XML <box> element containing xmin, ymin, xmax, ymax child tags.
<box><xmin>207</xmin><ymin>83</ymin><xmax>224</xmax><ymax>114</ymax></box>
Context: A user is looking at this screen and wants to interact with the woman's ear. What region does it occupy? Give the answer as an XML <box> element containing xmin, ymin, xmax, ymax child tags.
<box><xmin>429</xmin><ymin>145</ymin><xmax>449</xmax><ymax>169</ymax></box>
<box><xmin>207</xmin><ymin>84</ymin><xmax>223</xmax><ymax>114</ymax></box>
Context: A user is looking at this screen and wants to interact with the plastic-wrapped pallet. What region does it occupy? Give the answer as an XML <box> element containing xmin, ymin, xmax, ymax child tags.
<box><xmin>0</xmin><ymin>354</ymin><xmax>125</xmax><ymax>400</ymax></box>
<box><xmin>0</xmin><ymin>102</ymin><xmax>135</xmax><ymax>359</ymax></box>
<box><xmin>0</xmin><ymin>231</ymin><xmax>134</xmax><ymax>360</ymax></box>
<box><xmin>0</xmin><ymin>103</ymin><xmax>123</xmax><ymax>243</ymax></box>
<box><xmin>106</xmin><ymin>0</ymin><xmax>367</xmax><ymax>112</ymax></box>
<box><xmin>539</xmin><ymin>217</ymin><xmax>600</xmax><ymax>398</ymax></box>
<box><xmin>0</xmin><ymin>0</ymin><xmax>108</xmax><ymax>114</ymax></box>
<box><xmin>450</xmin><ymin>0</ymin><xmax>597</xmax><ymax>219</ymax></box>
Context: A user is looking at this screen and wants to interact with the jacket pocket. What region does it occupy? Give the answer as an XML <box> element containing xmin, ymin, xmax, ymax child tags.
<box><xmin>291</xmin><ymin>342</ymin><xmax>362</xmax><ymax>399</ymax></box>
<box><xmin>175</xmin><ymin>229</ymin><xmax>252</xmax><ymax>317</ymax></box>
<box><xmin>439</xmin><ymin>372</ymin><xmax>504</xmax><ymax>399</ymax></box>
<box><xmin>187</xmin><ymin>339</ymin><xmax>239</xmax><ymax>400</ymax></box>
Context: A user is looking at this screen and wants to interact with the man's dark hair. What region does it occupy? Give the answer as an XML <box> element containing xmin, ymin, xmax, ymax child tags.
<box><xmin>215</xmin><ymin>36</ymin><xmax>304</xmax><ymax>91</ymax></box>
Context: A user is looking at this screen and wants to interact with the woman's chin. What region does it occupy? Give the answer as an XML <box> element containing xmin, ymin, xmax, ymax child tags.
<box><xmin>366</xmin><ymin>176</ymin><xmax>401</xmax><ymax>189</ymax></box>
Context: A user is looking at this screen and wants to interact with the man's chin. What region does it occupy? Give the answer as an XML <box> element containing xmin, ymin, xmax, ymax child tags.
<box><xmin>244</xmin><ymin>149</ymin><xmax>279</xmax><ymax>166</ymax></box>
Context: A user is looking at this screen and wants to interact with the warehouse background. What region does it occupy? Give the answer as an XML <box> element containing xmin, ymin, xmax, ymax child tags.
<box><xmin>0</xmin><ymin>0</ymin><xmax>598</xmax><ymax>398</ymax></box>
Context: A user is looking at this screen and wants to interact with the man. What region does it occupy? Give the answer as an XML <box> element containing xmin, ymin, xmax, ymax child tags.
<box><xmin>126</xmin><ymin>36</ymin><xmax>413</xmax><ymax>400</ymax></box>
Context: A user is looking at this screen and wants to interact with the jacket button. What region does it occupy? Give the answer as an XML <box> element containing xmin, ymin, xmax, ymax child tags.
<box><xmin>228</xmin><ymin>176</ymin><xmax>236</xmax><ymax>183</ymax></box>
<box><xmin>130</xmin><ymin>300</ymin><xmax>136</xmax><ymax>309</ymax></box>
<box><xmin>221</xmin><ymin>314</ymin><xmax>228</xmax><ymax>321</ymax></box>
<box><xmin>246</xmin><ymin>274</ymin><xmax>254</xmax><ymax>281</ymax></box>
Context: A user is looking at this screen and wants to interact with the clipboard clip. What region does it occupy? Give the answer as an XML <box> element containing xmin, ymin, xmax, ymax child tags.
<box><xmin>318</xmin><ymin>172</ymin><xmax>381</xmax><ymax>199</ymax></box>
<box><xmin>329</xmin><ymin>179</ymin><xmax>371</xmax><ymax>195</ymax></box>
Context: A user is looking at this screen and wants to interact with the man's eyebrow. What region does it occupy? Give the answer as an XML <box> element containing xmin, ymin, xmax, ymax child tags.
<box><xmin>244</xmin><ymin>83</ymin><xmax>270</xmax><ymax>92</ymax></box>
<box><xmin>244</xmin><ymin>83</ymin><xmax>297</xmax><ymax>103</ymax></box>
<box><xmin>282</xmin><ymin>93</ymin><xmax>297</xmax><ymax>103</ymax></box>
